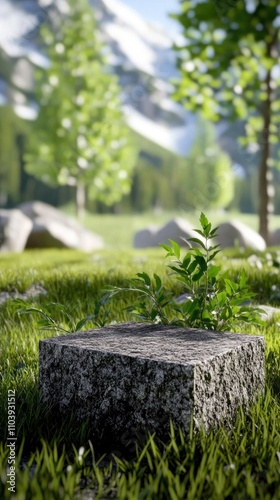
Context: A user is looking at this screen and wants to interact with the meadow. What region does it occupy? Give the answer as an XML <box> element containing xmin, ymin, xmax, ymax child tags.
<box><xmin>0</xmin><ymin>212</ymin><xmax>280</xmax><ymax>499</ymax></box>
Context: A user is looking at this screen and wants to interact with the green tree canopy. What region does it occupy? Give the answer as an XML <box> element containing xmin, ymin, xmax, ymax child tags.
<box><xmin>24</xmin><ymin>0</ymin><xmax>135</xmax><ymax>218</ymax></box>
<box><xmin>172</xmin><ymin>0</ymin><xmax>280</xmax><ymax>243</ymax></box>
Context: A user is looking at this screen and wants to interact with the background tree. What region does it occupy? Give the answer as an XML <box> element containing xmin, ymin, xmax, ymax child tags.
<box><xmin>24</xmin><ymin>0</ymin><xmax>135</xmax><ymax>218</ymax></box>
<box><xmin>178</xmin><ymin>118</ymin><xmax>234</xmax><ymax>211</ymax></box>
<box><xmin>0</xmin><ymin>107</ymin><xmax>22</xmax><ymax>207</ymax></box>
<box><xmin>118</xmin><ymin>120</ymin><xmax>233</xmax><ymax>214</ymax></box>
<box><xmin>172</xmin><ymin>0</ymin><xmax>280</xmax><ymax>243</ymax></box>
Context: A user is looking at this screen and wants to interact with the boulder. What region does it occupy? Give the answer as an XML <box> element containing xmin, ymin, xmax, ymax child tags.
<box><xmin>39</xmin><ymin>322</ymin><xmax>265</xmax><ymax>440</ymax></box>
<box><xmin>270</xmin><ymin>228</ymin><xmax>280</xmax><ymax>246</ymax></box>
<box><xmin>17</xmin><ymin>201</ymin><xmax>103</xmax><ymax>251</ymax></box>
<box><xmin>0</xmin><ymin>283</ymin><xmax>47</xmax><ymax>305</ymax></box>
<box><xmin>18</xmin><ymin>201</ymin><xmax>83</xmax><ymax>228</ymax></box>
<box><xmin>133</xmin><ymin>218</ymin><xmax>201</xmax><ymax>249</ymax></box>
<box><xmin>156</xmin><ymin>218</ymin><xmax>201</xmax><ymax>246</ymax></box>
<box><xmin>25</xmin><ymin>216</ymin><xmax>103</xmax><ymax>251</ymax></box>
<box><xmin>0</xmin><ymin>209</ymin><xmax>32</xmax><ymax>252</ymax></box>
<box><xmin>133</xmin><ymin>226</ymin><xmax>159</xmax><ymax>248</ymax></box>
<box><xmin>215</xmin><ymin>220</ymin><xmax>266</xmax><ymax>251</ymax></box>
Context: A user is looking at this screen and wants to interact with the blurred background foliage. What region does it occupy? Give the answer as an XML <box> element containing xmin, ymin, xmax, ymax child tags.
<box><xmin>173</xmin><ymin>0</ymin><xmax>280</xmax><ymax>242</ymax></box>
<box><xmin>24</xmin><ymin>0</ymin><xmax>136</xmax><ymax>219</ymax></box>
<box><xmin>0</xmin><ymin>0</ymin><xmax>279</xmax><ymax>226</ymax></box>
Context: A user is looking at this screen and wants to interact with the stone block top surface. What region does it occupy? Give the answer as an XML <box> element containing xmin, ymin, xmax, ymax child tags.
<box><xmin>40</xmin><ymin>322</ymin><xmax>264</xmax><ymax>365</ymax></box>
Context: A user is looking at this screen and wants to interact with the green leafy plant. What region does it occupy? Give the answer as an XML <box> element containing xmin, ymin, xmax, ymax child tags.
<box><xmin>163</xmin><ymin>213</ymin><xmax>263</xmax><ymax>330</ymax></box>
<box><xmin>105</xmin><ymin>213</ymin><xmax>263</xmax><ymax>331</ymax></box>
<box><xmin>103</xmin><ymin>272</ymin><xmax>173</xmax><ymax>325</ymax></box>
<box><xmin>17</xmin><ymin>298</ymin><xmax>110</xmax><ymax>334</ymax></box>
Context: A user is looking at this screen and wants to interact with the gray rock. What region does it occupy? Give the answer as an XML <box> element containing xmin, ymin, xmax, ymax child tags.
<box><xmin>215</xmin><ymin>220</ymin><xmax>266</xmax><ymax>251</ymax></box>
<box><xmin>270</xmin><ymin>228</ymin><xmax>280</xmax><ymax>246</ymax></box>
<box><xmin>156</xmin><ymin>218</ymin><xmax>201</xmax><ymax>246</ymax></box>
<box><xmin>0</xmin><ymin>209</ymin><xmax>33</xmax><ymax>252</ymax></box>
<box><xmin>17</xmin><ymin>201</ymin><xmax>104</xmax><ymax>251</ymax></box>
<box><xmin>133</xmin><ymin>226</ymin><xmax>159</xmax><ymax>248</ymax></box>
<box><xmin>18</xmin><ymin>201</ymin><xmax>82</xmax><ymax>227</ymax></box>
<box><xmin>258</xmin><ymin>305</ymin><xmax>280</xmax><ymax>321</ymax></box>
<box><xmin>0</xmin><ymin>283</ymin><xmax>47</xmax><ymax>305</ymax></box>
<box><xmin>133</xmin><ymin>218</ymin><xmax>202</xmax><ymax>249</ymax></box>
<box><xmin>26</xmin><ymin>216</ymin><xmax>103</xmax><ymax>251</ymax></box>
<box><xmin>39</xmin><ymin>322</ymin><xmax>265</xmax><ymax>440</ymax></box>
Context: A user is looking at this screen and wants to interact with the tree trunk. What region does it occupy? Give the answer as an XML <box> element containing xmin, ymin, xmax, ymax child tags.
<box><xmin>258</xmin><ymin>55</ymin><xmax>273</xmax><ymax>244</ymax></box>
<box><xmin>75</xmin><ymin>183</ymin><xmax>86</xmax><ymax>220</ymax></box>
<box><xmin>258</xmin><ymin>117</ymin><xmax>271</xmax><ymax>244</ymax></box>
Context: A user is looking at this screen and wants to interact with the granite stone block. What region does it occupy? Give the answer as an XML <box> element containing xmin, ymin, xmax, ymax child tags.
<box><xmin>39</xmin><ymin>323</ymin><xmax>265</xmax><ymax>438</ymax></box>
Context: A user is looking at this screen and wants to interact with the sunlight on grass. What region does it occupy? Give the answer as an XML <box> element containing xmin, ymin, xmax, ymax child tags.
<box><xmin>0</xmin><ymin>245</ymin><xmax>280</xmax><ymax>499</ymax></box>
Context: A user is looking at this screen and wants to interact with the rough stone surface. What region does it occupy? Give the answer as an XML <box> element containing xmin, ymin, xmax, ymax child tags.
<box><xmin>215</xmin><ymin>220</ymin><xmax>266</xmax><ymax>251</ymax></box>
<box><xmin>39</xmin><ymin>323</ymin><xmax>265</xmax><ymax>439</ymax></box>
<box><xmin>17</xmin><ymin>201</ymin><xmax>104</xmax><ymax>251</ymax></box>
<box><xmin>0</xmin><ymin>209</ymin><xmax>33</xmax><ymax>252</ymax></box>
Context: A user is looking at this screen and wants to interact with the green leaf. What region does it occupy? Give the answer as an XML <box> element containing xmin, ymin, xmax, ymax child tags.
<box><xmin>50</xmin><ymin>302</ymin><xmax>67</xmax><ymax>312</ymax></box>
<box><xmin>169</xmin><ymin>239</ymin><xmax>181</xmax><ymax>259</ymax></box>
<box><xmin>207</xmin><ymin>265</ymin><xmax>221</xmax><ymax>278</ymax></box>
<box><xmin>191</xmin><ymin>248</ymin><xmax>204</xmax><ymax>257</ymax></box>
<box><xmin>208</xmin><ymin>244</ymin><xmax>221</xmax><ymax>251</ymax></box>
<box><xmin>199</xmin><ymin>212</ymin><xmax>209</xmax><ymax>230</ymax></box>
<box><xmin>188</xmin><ymin>237</ymin><xmax>206</xmax><ymax>250</ymax></box>
<box><xmin>188</xmin><ymin>260</ymin><xmax>199</xmax><ymax>274</ymax></box>
<box><xmin>160</xmin><ymin>243</ymin><xmax>172</xmax><ymax>253</ymax></box>
<box><xmin>194</xmin><ymin>255</ymin><xmax>207</xmax><ymax>272</ymax></box>
<box><xmin>150</xmin><ymin>308</ymin><xmax>158</xmax><ymax>321</ymax></box>
<box><xmin>75</xmin><ymin>313</ymin><xmax>99</xmax><ymax>332</ymax></box>
<box><xmin>224</xmin><ymin>279</ymin><xmax>237</xmax><ymax>295</ymax></box>
<box><xmin>192</xmin><ymin>269</ymin><xmax>204</xmax><ymax>281</ymax></box>
<box><xmin>183</xmin><ymin>299</ymin><xmax>197</xmax><ymax>315</ymax></box>
<box><xmin>193</xmin><ymin>229</ymin><xmax>206</xmax><ymax>238</ymax></box>
<box><xmin>38</xmin><ymin>319</ymin><xmax>54</xmax><ymax>328</ymax></box>
<box><xmin>204</xmin><ymin>223</ymin><xmax>212</xmax><ymax>237</ymax></box>
<box><xmin>209</xmin><ymin>227</ymin><xmax>219</xmax><ymax>238</ymax></box>
<box><xmin>136</xmin><ymin>272</ymin><xmax>151</xmax><ymax>287</ymax></box>
<box><xmin>208</xmin><ymin>250</ymin><xmax>221</xmax><ymax>262</ymax></box>
<box><xmin>154</xmin><ymin>274</ymin><xmax>162</xmax><ymax>291</ymax></box>
<box><xmin>217</xmin><ymin>291</ymin><xmax>227</xmax><ymax>306</ymax></box>
<box><xmin>182</xmin><ymin>255</ymin><xmax>192</xmax><ymax>268</ymax></box>
<box><xmin>168</xmin><ymin>265</ymin><xmax>187</xmax><ymax>275</ymax></box>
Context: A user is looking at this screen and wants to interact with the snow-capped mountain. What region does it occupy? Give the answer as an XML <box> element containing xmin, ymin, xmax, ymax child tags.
<box><xmin>0</xmin><ymin>0</ymin><xmax>199</xmax><ymax>156</ymax></box>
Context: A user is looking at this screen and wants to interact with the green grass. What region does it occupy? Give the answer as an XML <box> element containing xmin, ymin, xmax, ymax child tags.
<box><xmin>0</xmin><ymin>245</ymin><xmax>280</xmax><ymax>498</ymax></box>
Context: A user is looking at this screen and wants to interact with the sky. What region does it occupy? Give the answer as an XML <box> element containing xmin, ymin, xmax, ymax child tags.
<box><xmin>119</xmin><ymin>0</ymin><xmax>181</xmax><ymax>35</ymax></box>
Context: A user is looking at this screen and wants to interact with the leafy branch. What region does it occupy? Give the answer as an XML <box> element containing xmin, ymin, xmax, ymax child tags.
<box><xmin>17</xmin><ymin>298</ymin><xmax>110</xmax><ymax>334</ymax></box>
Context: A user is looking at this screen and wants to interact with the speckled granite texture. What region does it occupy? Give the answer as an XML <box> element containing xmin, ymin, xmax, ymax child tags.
<box><xmin>39</xmin><ymin>322</ymin><xmax>265</xmax><ymax>438</ymax></box>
